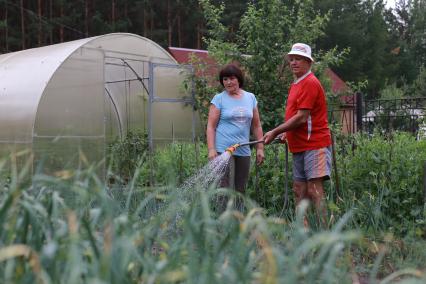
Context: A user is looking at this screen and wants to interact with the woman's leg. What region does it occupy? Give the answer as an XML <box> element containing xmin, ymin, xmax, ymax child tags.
<box><xmin>233</xmin><ymin>155</ymin><xmax>251</xmax><ymax>211</ymax></box>
<box><xmin>234</xmin><ymin>155</ymin><xmax>251</xmax><ymax>193</ymax></box>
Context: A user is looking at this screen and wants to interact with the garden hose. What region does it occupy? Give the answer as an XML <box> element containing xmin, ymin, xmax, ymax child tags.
<box><xmin>224</xmin><ymin>137</ymin><xmax>290</xmax><ymax>215</ymax></box>
<box><xmin>225</xmin><ymin>139</ymin><xmax>265</xmax><ymax>154</ymax></box>
<box><xmin>280</xmin><ymin>142</ymin><xmax>290</xmax><ymax>216</ymax></box>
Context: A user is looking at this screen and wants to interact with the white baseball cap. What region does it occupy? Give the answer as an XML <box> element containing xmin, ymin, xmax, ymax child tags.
<box><xmin>287</xmin><ymin>43</ymin><xmax>314</xmax><ymax>62</ymax></box>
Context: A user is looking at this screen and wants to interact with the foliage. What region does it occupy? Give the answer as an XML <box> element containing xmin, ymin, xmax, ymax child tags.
<box><xmin>107</xmin><ymin>131</ymin><xmax>149</xmax><ymax>182</ymax></box>
<box><xmin>125</xmin><ymin>131</ymin><xmax>425</xmax><ymax>238</ymax></box>
<box><xmin>1</xmin><ymin>136</ymin><xmax>426</xmax><ymax>282</ymax></box>
<box><xmin>1</xmin><ymin>0</ymin><xmax>425</xmax><ymax>101</ymax></box>
<box><xmin>246</xmin><ymin>143</ymin><xmax>294</xmax><ymax>215</ymax></box>
<box><xmin>408</xmin><ymin>0</ymin><xmax>426</xmax><ymax>69</ymax></box>
<box><xmin>182</xmin><ymin>54</ymin><xmax>222</xmax><ymax>126</ymax></box>
<box><xmin>138</xmin><ymin>141</ymin><xmax>207</xmax><ymax>187</ymax></box>
<box><xmin>379</xmin><ymin>82</ymin><xmax>406</xmax><ymax>100</ymax></box>
<box><xmin>410</xmin><ymin>65</ymin><xmax>426</xmax><ymax>96</ymax></box>
<box><xmin>199</xmin><ymin>0</ymin><xmax>348</xmax><ymax>130</ymax></box>
<box><xmin>335</xmin><ymin>132</ymin><xmax>426</xmax><ymax>236</ymax></box>
<box><xmin>383</xmin><ymin>64</ymin><xmax>426</xmax><ymax>99</ymax></box>
<box><xmin>314</xmin><ymin>0</ymin><xmax>426</xmax><ymax>98</ymax></box>
<box><xmin>0</xmin><ymin>156</ymin><xmax>363</xmax><ymax>283</ymax></box>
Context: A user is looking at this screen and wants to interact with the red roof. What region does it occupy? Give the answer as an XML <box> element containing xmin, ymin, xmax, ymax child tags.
<box><xmin>168</xmin><ymin>47</ymin><xmax>213</xmax><ymax>63</ymax></box>
<box><xmin>168</xmin><ymin>47</ymin><xmax>219</xmax><ymax>78</ymax></box>
<box><xmin>325</xmin><ymin>68</ymin><xmax>348</xmax><ymax>94</ymax></box>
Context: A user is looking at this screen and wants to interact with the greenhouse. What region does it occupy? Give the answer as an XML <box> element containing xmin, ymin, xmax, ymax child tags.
<box><xmin>0</xmin><ymin>33</ymin><xmax>201</xmax><ymax>177</ymax></box>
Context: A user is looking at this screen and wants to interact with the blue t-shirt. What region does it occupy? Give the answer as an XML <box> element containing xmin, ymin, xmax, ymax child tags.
<box><xmin>211</xmin><ymin>90</ymin><xmax>258</xmax><ymax>156</ymax></box>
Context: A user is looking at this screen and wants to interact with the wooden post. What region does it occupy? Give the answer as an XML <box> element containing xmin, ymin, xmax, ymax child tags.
<box><xmin>331</xmin><ymin>131</ymin><xmax>341</xmax><ymax>201</ymax></box>
<box><xmin>356</xmin><ymin>92</ymin><xmax>363</xmax><ymax>133</ymax></box>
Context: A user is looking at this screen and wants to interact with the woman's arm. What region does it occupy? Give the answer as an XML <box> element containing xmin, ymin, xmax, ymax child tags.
<box><xmin>251</xmin><ymin>107</ymin><xmax>264</xmax><ymax>165</ymax></box>
<box><xmin>206</xmin><ymin>104</ymin><xmax>220</xmax><ymax>160</ymax></box>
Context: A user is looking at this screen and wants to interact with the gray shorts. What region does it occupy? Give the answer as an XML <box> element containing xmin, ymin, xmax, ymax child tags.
<box><xmin>292</xmin><ymin>146</ymin><xmax>332</xmax><ymax>182</ymax></box>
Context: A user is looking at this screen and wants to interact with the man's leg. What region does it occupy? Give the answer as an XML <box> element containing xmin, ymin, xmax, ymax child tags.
<box><xmin>292</xmin><ymin>151</ymin><xmax>310</xmax><ymax>226</ymax></box>
<box><xmin>293</xmin><ymin>180</ymin><xmax>308</xmax><ymax>205</ymax></box>
<box><xmin>303</xmin><ymin>146</ymin><xmax>331</xmax><ymax>228</ymax></box>
<box><xmin>296</xmin><ymin>147</ymin><xmax>331</xmax><ymax>229</ymax></box>
<box><xmin>307</xmin><ymin>178</ymin><xmax>327</xmax><ymax>227</ymax></box>
<box><xmin>293</xmin><ymin>180</ymin><xmax>309</xmax><ymax>227</ymax></box>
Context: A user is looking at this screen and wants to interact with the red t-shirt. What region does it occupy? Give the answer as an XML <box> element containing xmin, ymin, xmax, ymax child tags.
<box><xmin>285</xmin><ymin>72</ymin><xmax>331</xmax><ymax>153</ymax></box>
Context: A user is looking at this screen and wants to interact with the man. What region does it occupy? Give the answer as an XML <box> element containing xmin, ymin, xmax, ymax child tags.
<box><xmin>263</xmin><ymin>43</ymin><xmax>332</xmax><ymax>226</ymax></box>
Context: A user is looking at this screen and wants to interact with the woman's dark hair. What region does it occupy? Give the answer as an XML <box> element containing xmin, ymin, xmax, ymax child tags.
<box><xmin>219</xmin><ymin>64</ymin><xmax>244</xmax><ymax>88</ymax></box>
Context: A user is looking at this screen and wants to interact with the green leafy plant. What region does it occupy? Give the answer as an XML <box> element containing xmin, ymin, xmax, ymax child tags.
<box><xmin>107</xmin><ymin>131</ymin><xmax>149</xmax><ymax>183</ymax></box>
<box><xmin>199</xmin><ymin>0</ymin><xmax>349</xmax><ymax>130</ymax></box>
<box><xmin>335</xmin><ymin>132</ymin><xmax>426</xmax><ymax>235</ymax></box>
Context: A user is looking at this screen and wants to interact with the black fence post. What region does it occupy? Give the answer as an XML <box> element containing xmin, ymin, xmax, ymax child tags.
<box><xmin>356</xmin><ymin>92</ymin><xmax>363</xmax><ymax>133</ymax></box>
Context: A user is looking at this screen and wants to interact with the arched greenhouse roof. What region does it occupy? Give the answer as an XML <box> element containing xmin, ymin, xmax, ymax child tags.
<box><xmin>0</xmin><ymin>33</ymin><xmax>179</xmax><ymax>143</ymax></box>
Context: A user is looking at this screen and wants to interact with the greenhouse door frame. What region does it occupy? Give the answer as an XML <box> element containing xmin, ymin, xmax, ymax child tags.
<box><xmin>104</xmin><ymin>54</ymin><xmax>151</xmax><ymax>140</ymax></box>
<box><xmin>148</xmin><ymin>62</ymin><xmax>196</xmax><ymax>150</ymax></box>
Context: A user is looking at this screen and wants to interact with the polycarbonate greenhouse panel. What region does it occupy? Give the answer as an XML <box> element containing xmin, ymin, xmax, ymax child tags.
<box><xmin>104</xmin><ymin>97</ymin><xmax>122</xmax><ymax>139</ymax></box>
<box><xmin>32</xmin><ymin>136</ymin><xmax>105</xmax><ymax>177</ymax></box>
<box><xmin>153</xmin><ymin>65</ymin><xmax>191</xmax><ymax>99</ymax></box>
<box><xmin>87</xmin><ymin>34</ymin><xmax>174</xmax><ymax>64</ymax></box>
<box><xmin>34</xmin><ymin>47</ymin><xmax>104</xmax><ymax>137</ymax></box>
<box><xmin>0</xmin><ymin>143</ymin><xmax>32</xmax><ymax>177</ymax></box>
<box><xmin>0</xmin><ymin>37</ymin><xmax>94</xmax><ymax>142</ymax></box>
<box><xmin>151</xmin><ymin>102</ymin><xmax>196</xmax><ymax>143</ymax></box>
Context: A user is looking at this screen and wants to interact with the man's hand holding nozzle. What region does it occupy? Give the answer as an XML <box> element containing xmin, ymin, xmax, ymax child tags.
<box><xmin>263</xmin><ymin>130</ymin><xmax>277</xmax><ymax>144</ymax></box>
<box><xmin>263</xmin><ymin>131</ymin><xmax>286</xmax><ymax>144</ymax></box>
<box><xmin>276</xmin><ymin>133</ymin><xmax>287</xmax><ymax>144</ymax></box>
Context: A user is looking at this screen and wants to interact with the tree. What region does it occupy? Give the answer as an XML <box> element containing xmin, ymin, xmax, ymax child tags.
<box><xmin>314</xmin><ymin>0</ymin><xmax>399</xmax><ymax>98</ymax></box>
<box><xmin>382</xmin><ymin>0</ymin><xmax>426</xmax><ymax>91</ymax></box>
<box><xmin>0</xmin><ymin>0</ymin><xmax>9</xmax><ymax>52</ymax></box>
<box><xmin>20</xmin><ymin>0</ymin><xmax>25</xmax><ymax>49</ymax></box>
<box><xmin>409</xmin><ymin>0</ymin><xmax>426</xmax><ymax>68</ymax></box>
<box><xmin>411</xmin><ymin>65</ymin><xmax>426</xmax><ymax>96</ymax></box>
<box><xmin>361</xmin><ymin>0</ymin><xmax>392</xmax><ymax>96</ymax></box>
<box><xmin>199</xmin><ymin>0</ymin><xmax>343</xmax><ymax>130</ymax></box>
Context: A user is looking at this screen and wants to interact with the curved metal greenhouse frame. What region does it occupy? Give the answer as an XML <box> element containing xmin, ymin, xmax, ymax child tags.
<box><xmin>0</xmin><ymin>33</ymin><xmax>201</xmax><ymax>176</ymax></box>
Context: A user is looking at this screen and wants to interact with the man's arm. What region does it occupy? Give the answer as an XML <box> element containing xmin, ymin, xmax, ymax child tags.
<box><xmin>263</xmin><ymin>109</ymin><xmax>310</xmax><ymax>144</ymax></box>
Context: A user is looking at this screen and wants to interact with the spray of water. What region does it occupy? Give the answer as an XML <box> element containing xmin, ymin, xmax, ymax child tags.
<box><xmin>180</xmin><ymin>151</ymin><xmax>232</xmax><ymax>192</ymax></box>
<box><xmin>125</xmin><ymin>149</ymin><xmax>234</xmax><ymax>229</ymax></box>
<box><xmin>151</xmin><ymin>151</ymin><xmax>232</xmax><ymax>231</ymax></box>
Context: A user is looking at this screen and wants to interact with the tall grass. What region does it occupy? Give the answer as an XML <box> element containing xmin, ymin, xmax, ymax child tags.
<box><xmin>1</xmin><ymin>135</ymin><xmax>425</xmax><ymax>283</ymax></box>
<box><xmin>334</xmin><ymin>132</ymin><xmax>426</xmax><ymax>235</ymax></box>
<box><xmin>0</xmin><ymin>163</ymin><xmax>350</xmax><ymax>282</ymax></box>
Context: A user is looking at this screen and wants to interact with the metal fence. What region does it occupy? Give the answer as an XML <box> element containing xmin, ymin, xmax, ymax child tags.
<box><xmin>329</xmin><ymin>94</ymin><xmax>426</xmax><ymax>137</ymax></box>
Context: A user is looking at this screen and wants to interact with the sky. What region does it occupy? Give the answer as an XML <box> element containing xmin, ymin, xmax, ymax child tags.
<box><xmin>385</xmin><ymin>0</ymin><xmax>397</xmax><ymax>9</ymax></box>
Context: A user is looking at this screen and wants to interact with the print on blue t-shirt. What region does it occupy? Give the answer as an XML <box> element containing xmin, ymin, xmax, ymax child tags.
<box><xmin>211</xmin><ymin>90</ymin><xmax>257</xmax><ymax>156</ymax></box>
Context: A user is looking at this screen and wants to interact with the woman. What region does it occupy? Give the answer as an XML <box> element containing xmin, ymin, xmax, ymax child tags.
<box><xmin>206</xmin><ymin>63</ymin><xmax>264</xmax><ymax>195</ymax></box>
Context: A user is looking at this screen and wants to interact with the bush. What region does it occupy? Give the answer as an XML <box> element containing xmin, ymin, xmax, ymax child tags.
<box><xmin>107</xmin><ymin>131</ymin><xmax>149</xmax><ymax>183</ymax></box>
<box><xmin>336</xmin><ymin>132</ymin><xmax>426</xmax><ymax>235</ymax></box>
